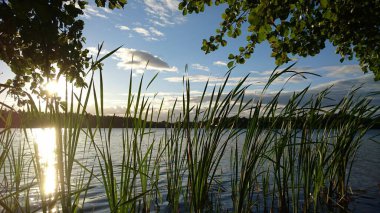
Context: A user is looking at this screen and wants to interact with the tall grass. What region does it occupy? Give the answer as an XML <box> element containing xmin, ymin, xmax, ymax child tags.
<box><xmin>182</xmin><ymin>68</ymin><xmax>250</xmax><ymax>212</ymax></box>
<box><xmin>88</xmin><ymin>70</ymin><xmax>165</xmax><ymax>212</ymax></box>
<box><xmin>228</xmin><ymin>83</ymin><xmax>379</xmax><ymax>212</ymax></box>
<box><xmin>0</xmin><ymin>56</ymin><xmax>379</xmax><ymax>213</ymax></box>
<box><xmin>0</xmin><ymin>86</ymin><xmax>36</xmax><ymax>212</ymax></box>
<box><xmin>163</xmin><ymin>97</ymin><xmax>186</xmax><ymax>212</ymax></box>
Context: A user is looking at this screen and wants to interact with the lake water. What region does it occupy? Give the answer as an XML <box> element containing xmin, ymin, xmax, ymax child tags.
<box><xmin>1</xmin><ymin>128</ymin><xmax>379</xmax><ymax>212</ymax></box>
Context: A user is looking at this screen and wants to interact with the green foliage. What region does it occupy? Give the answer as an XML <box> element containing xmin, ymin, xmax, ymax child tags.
<box><xmin>0</xmin><ymin>0</ymin><xmax>127</xmax><ymax>101</ymax></box>
<box><xmin>179</xmin><ymin>0</ymin><xmax>380</xmax><ymax>80</ymax></box>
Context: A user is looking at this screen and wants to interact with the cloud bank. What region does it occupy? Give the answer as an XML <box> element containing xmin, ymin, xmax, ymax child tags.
<box><xmin>114</xmin><ymin>48</ymin><xmax>178</xmax><ymax>73</ymax></box>
<box><xmin>89</xmin><ymin>72</ymin><xmax>378</xmax><ymax>117</ymax></box>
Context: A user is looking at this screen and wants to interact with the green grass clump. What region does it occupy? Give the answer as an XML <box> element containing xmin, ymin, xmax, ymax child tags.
<box><xmin>0</xmin><ymin>54</ymin><xmax>379</xmax><ymax>213</ymax></box>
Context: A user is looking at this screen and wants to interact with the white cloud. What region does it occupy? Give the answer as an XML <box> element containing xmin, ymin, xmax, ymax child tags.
<box><xmin>165</xmin><ymin>75</ymin><xmax>265</xmax><ymax>86</ymax></box>
<box><xmin>143</xmin><ymin>0</ymin><xmax>186</xmax><ymax>27</ymax></box>
<box><xmin>185</xmin><ymin>74</ymin><xmax>379</xmax><ymax>115</ymax></box>
<box><xmin>248</xmin><ymin>74</ymin><xmax>379</xmax><ymax>108</ymax></box>
<box><xmin>87</xmin><ymin>47</ymin><xmax>99</xmax><ymax>55</ymax></box>
<box><xmin>191</xmin><ymin>64</ymin><xmax>210</xmax><ymax>72</ymax></box>
<box><xmin>324</xmin><ymin>65</ymin><xmax>363</xmax><ymax>78</ymax></box>
<box><xmin>121</xmin><ymin>91</ymin><xmax>203</xmax><ymax>97</ymax></box>
<box><xmin>250</xmin><ymin>70</ymin><xmax>276</xmax><ymax>76</ymax></box>
<box><xmin>114</xmin><ymin>48</ymin><xmax>178</xmax><ymax>73</ymax></box>
<box><xmin>133</xmin><ymin>27</ymin><xmax>151</xmax><ymax>37</ymax></box>
<box><xmin>309</xmin><ymin>74</ymin><xmax>377</xmax><ymax>95</ymax></box>
<box><xmin>163</xmin><ymin>64</ymin><xmax>373</xmax><ymax>107</ymax></box>
<box><xmin>284</xmin><ymin>74</ymin><xmax>379</xmax><ymax>107</ymax></box>
<box><xmin>149</xmin><ymin>27</ymin><xmax>164</xmax><ymax>37</ymax></box>
<box><xmin>148</xmin><ymin>19</ymin><xmax>166</xmax><ymax>27</ymax></box>
<box><xmin>164</xmin><ymin>73</ymin><xmax>310</xmax><ymax>86</ymax></box>
<box><xmin>86</xmin><ymin>47</ymin><xmax>110</xmax><ymax>57</ymax></box>
<box><xmin>213</xmin><ymin>61</ymin><xmax>227</xmax><ymax>67</ymax></box>
<box><xmin>100</xmin><ymin>7</ymin><xmax>112</xmax><ymax>14</ymax></box>
<box><xmin>116</xmin><ymin>25</ymin><xmax>130</xmax><ymax>31</ymax></box>
<box><xmin>249</xmin><ymin>64</ymin><xmax>363</xmax><ymax>79</ymax></box>
<box><xmin>250</xmin><ymin>67</ymin><xmax>315</xmax><ymax>77</ymax></box>
<box><xmin>83</xmin><ymin>5</ymin><xmax>109</xmax><ymax>19</ymax></box>
<box><xmin>131</xmin><ymin>26</ymin><xmax>166</xmax><ymax>41</ymax></box>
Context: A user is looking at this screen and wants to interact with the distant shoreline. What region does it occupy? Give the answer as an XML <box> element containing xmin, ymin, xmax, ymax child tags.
<box><xmin>2</xmin><ymin>110</ymin><xmax>380</xmax><ymax>129</ymax></box>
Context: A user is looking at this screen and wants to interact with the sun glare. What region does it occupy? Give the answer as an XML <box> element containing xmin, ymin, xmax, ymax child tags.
<box><xmin>45</xmin><ymin>81</ymin><xmax>59</xmax><ymax>95</ymax></box>
<box><xmin>44</xmin><ymin>79</ymin><xmax>67</xmax><ymax>98</ymax></box>
<box><xmin>33</xmin><ymin>128</ymin><xmax>57</xmax><ymax>196</ymax></box>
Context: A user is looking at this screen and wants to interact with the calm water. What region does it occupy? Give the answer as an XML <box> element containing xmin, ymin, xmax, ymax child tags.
<box><xmin>2</xmin><ymin>128</ymin><xmax>380</xmax><ymax>212</ymax></box>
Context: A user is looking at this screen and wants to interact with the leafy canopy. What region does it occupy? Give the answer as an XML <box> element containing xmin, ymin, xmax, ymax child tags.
<box><xmin>0</xmin><ymin>0</ymin><xmax>126</xmax><ymax>102</ymax></box>
<box><xmin>179</xmin><ymin>0</ymin><xmax>380</xmax><ymax>80</ymax></box>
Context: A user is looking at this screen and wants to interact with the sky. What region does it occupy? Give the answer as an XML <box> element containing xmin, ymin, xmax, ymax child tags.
<box><xmin>0</xmin><ymin>0</ymin><xmax>379</xmax><ymax>117</ymax></box>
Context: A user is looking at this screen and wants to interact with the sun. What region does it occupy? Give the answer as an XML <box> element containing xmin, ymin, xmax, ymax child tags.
<box><xmin>44</xmin><ymin>80</ymin><xmax>65</xmax><ymax>98</ymax></box>
<box><xmin>45</xmin><ymin>81</ymin><xmax>58</xmax><ymax>94</ymax></box>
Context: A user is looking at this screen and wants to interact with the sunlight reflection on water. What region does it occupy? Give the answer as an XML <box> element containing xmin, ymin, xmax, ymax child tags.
<box><xmin>33</xmin><ymin>128</ymin><xmax>57</xmax><ymax>196</ymax></box>
<box><xmin>19</xmin><ymin>128</ymin><xmax>379</xmax><ymax>212</ymax></box>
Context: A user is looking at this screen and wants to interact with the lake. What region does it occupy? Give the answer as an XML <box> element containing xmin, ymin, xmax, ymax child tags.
<box><xmin>1</xmin><ymin>128</ymin><xmax>379</xmax><ymax>212</ymax></box>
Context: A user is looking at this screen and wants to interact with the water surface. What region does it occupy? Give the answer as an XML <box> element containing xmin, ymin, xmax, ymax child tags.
<box><xmin>2</xmin><ymin>128</ymin><xmax>379</xmax><ymax>212</ymax></box>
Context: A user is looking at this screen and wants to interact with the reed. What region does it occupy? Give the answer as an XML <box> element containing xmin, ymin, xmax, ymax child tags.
<box><xmin>88</xmin><ymin>57</ymin><xmax>165</xmax><ymax>212</ymax></box>
<box><xmin>182</xmin><ymin>68</ymin><xmax>249</xmax><ymax>212</ymax></box>
<box><xmin>0</xmin><ymin>58</ymin><xmax>378</xmax><ymax>213</ymax></box>
<box><xmin>164</xmin><ymin>98</ymin><xmax>186</xmax><ymax>212</ymax></box>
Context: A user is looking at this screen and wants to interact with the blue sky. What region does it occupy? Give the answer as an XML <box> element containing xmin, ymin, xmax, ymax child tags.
<box><xmin>1</xmin><ymin>0</ymin><xmax>378</xmax><ymax>115</ymax></box>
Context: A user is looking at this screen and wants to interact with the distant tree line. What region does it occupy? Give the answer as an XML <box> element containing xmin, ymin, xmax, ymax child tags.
<box><xmin>0</xmin><ymin>110</ymin><xmax>169</xmax><ymax>128</ymax></box>
<box><xmin>1</xmin><ymin>110</ymin><xmax>379</xmax><ymax>129</ymax></box>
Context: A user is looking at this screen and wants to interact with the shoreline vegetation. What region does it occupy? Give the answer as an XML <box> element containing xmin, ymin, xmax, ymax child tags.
<box><xmin>1</xmin><ymin>110</ymin><xmax>380</xmax><ymax>129</ymax></box>
<box><xmin>1</xmin><ymin>1</ymin><xmax>380</xmax><ymax>211</ymax></box>
<box><xmin>1</xmin><ymin>64</ymin><xmax>379</xmax><ymax>212</ymax></box>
